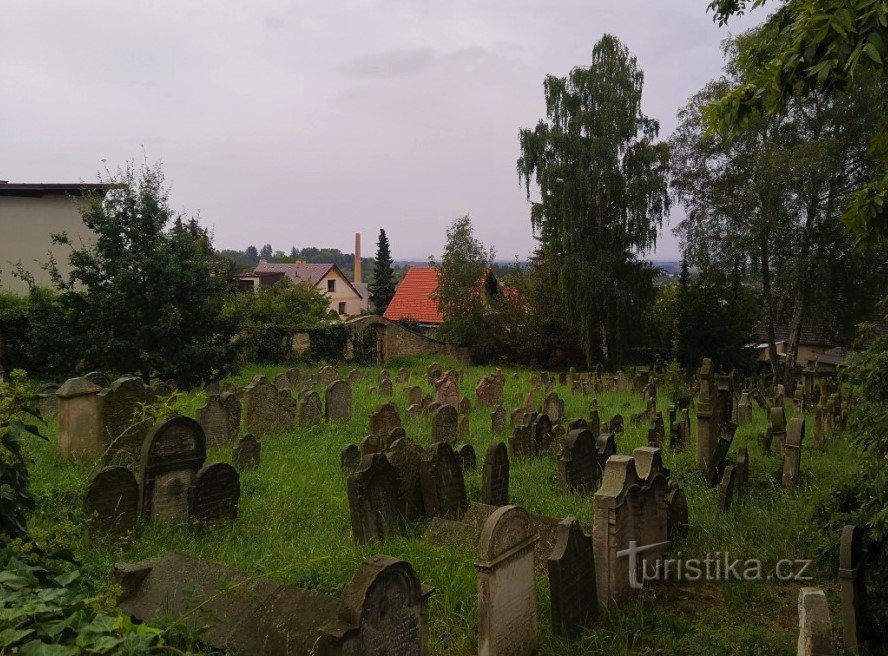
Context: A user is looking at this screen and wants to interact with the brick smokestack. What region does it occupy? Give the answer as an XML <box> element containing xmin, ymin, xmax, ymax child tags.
<box><xmin>354</xmin><ymin>233</ymin><xmax>362</xmax><ymax>284</ymax></box>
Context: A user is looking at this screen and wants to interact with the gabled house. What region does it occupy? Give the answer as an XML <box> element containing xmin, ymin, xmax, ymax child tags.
<box><xmin>235</xmin><ymin>260</ymin><xmax>364</xmax><ymax>318</ymax></box>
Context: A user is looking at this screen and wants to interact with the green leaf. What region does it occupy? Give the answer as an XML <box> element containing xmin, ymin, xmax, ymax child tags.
<box><xmin>864</xmin><ymin>42</ymin><xmax>883</xmax><ymax>63</ymax></box>
<box><xmin>18</xmin><ymin>640</ymin><xmax>79</xmax><ymax>656</ymax></box>
<box><xmin>0</xmin><ymin>627</ymin><xmax>34</xmax><ymax>647</ymax></box>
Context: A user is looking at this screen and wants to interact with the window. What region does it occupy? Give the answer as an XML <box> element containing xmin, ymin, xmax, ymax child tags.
<box><xmin>327</xmin><ymin>279</ymin><xmax>336</xmax><ymax>292</ymax></box>
<box><xmin>338</xmin><ymin>302</ymin><xmax>346</xmax><ymax>315</ymax></box>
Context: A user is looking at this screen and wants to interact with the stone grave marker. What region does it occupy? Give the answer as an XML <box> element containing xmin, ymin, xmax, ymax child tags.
<box><xmin>595</xmin><ymin>433</ymin><xmax>617</xmax><ymax>473</ymax></box>
<box><xmin>420</xmin><ymin>442</ymin><xmax>467</xmax><ymax>520</ymax></box>
<box><xmin>435</xmin><ymin>374</ymin><xmax>460</xmax><ymax>407</ymax></box>
<box><xmin>369</xmin><ymin>402</ymin><xmax>402</xmax><ymax>441</ymax></box>
<box><xmin>347</xmin><ymin>452</ymin><xmax>406</xmax><ymax>544</ymax></box>
<box><xmin>298</xmin><ymin>390</ymin><xmax>322</xmax><ymax>427</ymax></box>
<box><xmin>783</xmin><ymin>417</ymin><xmax>805</xmax><ymax>488</ymax></box>
<box><xmin>379</xmin><ymin>378</ymin><xmax>393</xmax><ymax>397</ymax></box>
<box><xmin>35</xmin><ymin>382</ymin><xmax>60</xmax><ymax>418</ymax></box>
<box><xmin>396</xmin><ymin>367</ymin><xmax>410</xmax><ymax>382</ymax></box>
<box><xmin>406</xmin><ymin>385</ymin><xmax>423</xmax><ymax>407</ymax></box>
<box><xmin>431</xmin><ymin>404</ymin><xmax>459</xmax><ymax>445</ymax></box>
<box><xmin>771</xmin><ymin>406</ymin><xmax>788</xmax><ymax>455</ymax></box>
<box><xmin>232</xmin><ymin>434</ymin><xmax>260</xmax><ymax>472</ymax></box>
<box><xmin>325</xmin><ymin>380</ymin><xmax>352</xmax><ymax>422</ymax></box>
<box><xmin>83</xmin><ymin>466</ymin><xmax>139</xmax><ymax>539</ymax></box>
<box><xmin>340</xmin><ymin>443</ymin><xmax>361</xmax><ymax>473</ymax></box>
<box><xmin>386</xmin><ymin>437</ymin><xmax>426</xmax><ymax>522</ymax></box>
<box><xmin>273</xmin><ymin>372</ymin><xmax>290</xmax><ymax>390</ymax></box>
<box><xmin>718</xmin><ymin>466</ymin><xmax>736</xmax><ymax>512</ymax></box>
<box><xmin>140</xmin><ymin>416</ymin><xmax>207</xmax><ymax>523</ymax></box>
<box><xmin>547</xmin><ymin>518</ymin><xmax>597</xmax><ymax>638</ymax></box>
<box><xmin>458</xmin><ymin>443</ymin><xmax>477</xmax><ymax>472</ymax></box>
<box><xmin>190</xmin><ymin>463</ymin><xmax>240</xmax><ymax>523</ymax></box>
<box><xmin>531</xmin><ymin>413</ymin><xmax>554</xmax><ymax>455</ymax></box>
<box><xmin>347</xmin><ymin>368</ymin><xmax>361</xmax><ymax>383</ymax></box>
<box><xmin>475</xmin><ymin>505</ymin><xmax>539</xmax><ymax>656</ymax></box>
<box><xmin>242</xmin><ymin>375</ymin><xmax>296</xmax><ymax>434</ymax></box>
<box><xmin>839</xmin><ymin>524</ymin><xmax>868</xmax><ymax>654</ymax></box>
<box><xmin>544</xmin><ymin>392</ymin><xmax>565</xmax><ymax>422</ymax></box>
<box><xmin>196</xmin><ymin>393</ymin><xmax>242</xmax><ymax>446</ymax></box>
<box><xmin>666</xmin><ymin>485</ymin><xmax>689</xmax><ymax>540</ymax></box>
<box><xmin>56</xmin><ymin>377</ymin><xmax>104</xmax><ymax>463</ymax></box>
<box><xmin>84</xmin><ymin>371</ymin><xmax>111</xmax><ymax>388</ymax></box>
<box><xmin>482</xmin><ymin>442</ymin><xmax>509</xmax><ymax>507</ymax></box>
<box><xmin>491</xmin><ymin>405</ymin><xmax>506</xmax><ymax>434</ymax></box>
<box><xmin>609</xmin><ymin>414</ymin><xmax>624</xmax><ymax>434</ymax></box>
<box><xmin>797</xmin><ymin>588</ymin><xmax>834</xmax><ymax>656</ymax></box>
<box><xmin>509</xmin><ymin>425</ymin><xmax>533</xmax><ymax>459</ymax></box>
<box><xmin>99</xmin><ymin>376</ymin><xmax>156</xmax><ymax>464</ymax></box>
<box><xmin>558</xmin><ymin>429</ymin><xmax>601</xmax><ymax>495</ymax></box>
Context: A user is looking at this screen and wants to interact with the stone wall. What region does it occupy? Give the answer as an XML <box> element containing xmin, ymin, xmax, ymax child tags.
<box><xmin>346</xmin><ymin>315</ymin><xmax>471</xmax><ymax>364</ymax></box>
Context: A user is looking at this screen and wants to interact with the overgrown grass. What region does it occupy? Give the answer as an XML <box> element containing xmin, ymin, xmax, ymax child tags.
<box><xmin>27</xmin><ymin>358</ymin><xmax>858</xmax><ymax>655</ymax></box>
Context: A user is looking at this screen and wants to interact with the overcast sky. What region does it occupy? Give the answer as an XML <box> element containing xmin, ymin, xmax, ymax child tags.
<box><xmin>1</xmin><ymin>1</ymin><xmax>765</xmax><ymax>261</ymax></box>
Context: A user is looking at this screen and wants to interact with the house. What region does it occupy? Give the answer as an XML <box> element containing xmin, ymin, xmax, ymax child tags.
<box><xmin>235</xmin><ymin>260</ymin><xmax>364</xmax><ymax>318</ymax></box>
<box><xmin>751</xmin><ymin>324</ymin><xmax>837</xmax><ymax>365</ymax></box>
<box><xmin>383</xmin><ymin>265</ymin><xmax>500</xmax><ymax>335</ymax></box>
<box><xmin>0</xmin><ymin>180</ymin><xmax>112</xmax><ymax>294</ymax></box>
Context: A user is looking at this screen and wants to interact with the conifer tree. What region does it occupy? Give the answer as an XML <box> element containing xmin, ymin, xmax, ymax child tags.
<box><xmin>369</xmin><ymin>229</ymin><xmax>396</xmax><ymax>314</ymax></box>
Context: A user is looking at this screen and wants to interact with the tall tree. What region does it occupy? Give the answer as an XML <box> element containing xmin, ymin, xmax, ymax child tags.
<box><xmin>368</xmin><ymin>229</ymin><xmax>396</xmax><ymax>314</ymax></box>
<box><xmin>517</xmin><ymin>34</ymin><xmax>670</xmax><ymax>367</ymax></box>
<box><xmin>245</xmin><ymin>245</ymin><xmax>259</xmax><ymax>266</ymax></box>
<box><xmin>432</xmin><ymin>215</ymin><xmax>495</xmax><ymax>350</ymax></box>
<box><xmin>259</xmin><ymin>244</ymin><xmax>273</xmax><ymax>260</ymax></box>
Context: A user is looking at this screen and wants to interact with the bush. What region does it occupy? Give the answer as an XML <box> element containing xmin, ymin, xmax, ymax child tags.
<box><xmin>0</xmin><ymin>292</ymin><xmax>31</xmax><ymax>372</ymax></box>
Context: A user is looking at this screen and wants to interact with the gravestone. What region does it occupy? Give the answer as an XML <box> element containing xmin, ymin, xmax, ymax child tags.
<box><xmin>406</xmin><ymin>385</ymin><xmax>423</xmax><ymax>407</ymax></box>
<box><xmin>140</xmin><ymin>416</ymin><xmax>207</xmax><ymax>523</ymax></box>
<box><xmin>388</xmin><ymin>426</ymin><xmax>406</xmax><ymax>447</ymax></box>
<box><xmin>458</xmin><ymin>396</ymin><xmax>472</xmax><ymax>414</ymax></box>
<box><xmin>475</xmin><ymin>505</ymin><xmax>539</xmax><ymax>656</ymax></box>
<box><xmin>84</xmin><ymin>371</ymin><xmax>111</xmax><ymax>388</ymax></box>
<box><xmin>509</xmin><ymin>408</ymin><xmax>523</xmax><ymax>429</ymax></box>
<box><xmin>797</xmin><ymin>588</ymin><xmax>834</xmax><ymax>656</ymax></box>
<box><xmin>426</xmin><ymin>362</ymin><xmax>442</xmax><ymax>383</ymax></box>
<box><xmin>435</xmin><ymin>374</ymin><xmax>460</xmax><ymax>407</ymax></box>
<box><xmin>431</xmin><ymin>404</ymin><xmax>459</xmax><ymax>445</ymax></box>
<box><xmin>839</xmin><ymin>525</ymin><xmax>868</xmax><ymax>654</ymax></box>
<box><xmin>325</xmin><ymin>380</ymin><xmax>352</xmax><ymax>422</ymax></box>
<box><xmin>196</xmin><ymin>393</ymin><xmax>242</xmax><ymax>446</ymax></box>
<box><xmin>718</xmin><ymin>466</ymin><xmax>736</xmax><ymax>513</ymax></box>
<box><xmin>558</xmin><ymin>429</ymin><xmax>600</xmax><ymax>495</ymax></box>
<box><xmin>369</xmin><ymin>402</ymin><xmax>402</xmax><ymax>441</ymax></box>
<box><xmin>318</xmin><ymin>365</ymin><xmax>340</xmax><ymax>386</ymax></box>
<box><xmin>379</xmin><ymin>378</ymin><xmax>393</xmax><ymax>397</ymax></box>
<box><xmin>99</xmin><ymin>376</ymin><xmax>156</xmax><ymax>464</ymax></box>
<box><xmin>547</xmin><ymin>518</ymin><xmax>597</xmax><ymax>638</ymax></box>
<box><xmin>475</xmin><ymin>374</ymin><xmax>505</xmax><ymax>408</ymax></box>
<box><xmin>509</xmin><ymin>425</ymin><xmax>533</xmax><ymax>459</ymax></box>
<box><xmin>759</xmin><ymin>429</ymin><xmax>773</xmax><ymax>455</ymax></box>
<box><xmin>531</xmin><ymin>413</ymin><xmax>554</xmax><ymax>455</ymax></box>
<box><xmin>83</xmin><ymin>466</ymin><xmax>139</xmax><ymax>539</ymax></box>
<box><xmin>491</xmin><ymin>405</ymin><xmax>506</xmax><ymax>434</ymax></box>
<box><xmin>346</xmin><ymin>452</ymin><xmax>406</xmax><ymax>544</ymax></box>
<box><xmin>340</xmin><ymin>443</ymin><xmax>361</xmax><ymax>473</ymax></box>
<box><xmin>274</xmin><ymin>372</ymin><xmax>290</xmax><ymax>390</ymax></box>
<box><xmin>666</xmin><ymin>485</ymin><xmax>689</xmax><ymax>540</ymax></box>
<box><xmin>482</xmin><ymin>442</ymin><xmax>510</xmax><ymax>507</ymax></box>
<box><xmin>783</xmin><ymin>417</ymin><xmax>805</xmax><ymax>488</ymax></box>
<box><xmin>396</xmin><ymin>367</ymin><xmax>410</xmax><ymax>382</ymax></box>
<box><xmin>420</xmin><ymin>442</ymin><xmax>467</xmax><ymax>520</ymax></box>
<box><xmin>190</xmin><ymin>463</ymin><xmax>240</xmax><ymax>523</ymax></box>
<box><xmin>56</xmin><ymin>377</ymin><xmax>104</xmax><ymax>463</ymax></box>
<box><xmin>386</xmin><ymin>437</ymin><xmax>426</xmax><ymax>522</ymax></box>
<box><xmin>544</xmin><ymin>392</ymin><xmax>565</xmax><ymax>422</ymax></box>
<box><xmin>361</xmin><ymin>434</ymin><xmax>384</xmax><ymax>457</ymax></box>
<box><xmin>595</xmin><ymin>433</ymin><xmax>617</xmax><ymax>473</ymax></box>
<box><xmin>35</xmin><ymin>382</ymin><xmax>60</xmax><ymax>418</ymax></box>
<box><xmin>407</xmin><ymin>403</ymin><xmax>422</xmax><ymax>419</ymax></box>
<box><xmin>738</xmin><ymin>392</ymin><xmax>752</xmax><ymax>423</ymax></box>
<box><xmin>609</xmin><ymin>414</ymin><xmax>624</xmax><ymax>434</ymax></box>
<box><xmin>285</xmin><ymin>367</ymin><xmax>302</xmax><ymax>387</ymax></box>
<box><xmin>242</xmin><ymin>375</ymin><xmax>296</xmax><ymax>434</ymax></box>
<box><xmin>232</xmin><ymin>434</ymin><xmax>260</xmax><ymax>472</ymax></box>
<box><xmin>771</xmin><ymin>406</ymin><xmax>788</xmax><ymax>455</ymax></box>
<box><xmin>458</xmin><ymin>443</ymin><xmax>477</xmax><ymax>472</ymax></box>
<box><xmin>298</xmin><ymin>390</ymin><xmax>322</xmax><ymax>427</ymax></box>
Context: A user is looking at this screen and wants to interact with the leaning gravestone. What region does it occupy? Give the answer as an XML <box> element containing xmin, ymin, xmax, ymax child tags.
<box><xmin>782</xmin><ymin>417</ymin><xmax>805</xmax><ymax>488</ymax></box>
<box><xmin>558</xmin><ymin>429</ymin><xmax>600</xmax><ymax>495</ymax></box>
<box><xmin>139</xmin><ymin>416</ymin><xmax>207</xmax><ymax>523</ymax></box>
<box><xmin>547</xmin><ymin>517</ymin><xmax>597</xmax><ymax>638</ymax></box>
<box><xmin>242</xmin><ymin>375</ymin><xmax>296</xmax><ymax>434</ymax></box>
<box><xmin>482</xmin><ymin>442</ymin><xmax>510</xmax><ymax>507</ymax></box>
<box><xmin>99</xmin><ymin>377</ymin><xmax>156</xmax><ymax>464</ymax></box>
<box><xmin>435</xmin><ymin>374</ymin><xmax>461</xmax><ymax>407</ymax></box>
<box><xmin>431</xmin><ymin>404</ymin><xmax>459</xmax><ymax>445</ymax></box>
<box><xmin>232</xmin><ymin>434</ymin><xmax>260</xmax><ymax>472</ymax></box>
<box><xmin>346</xmin><ymin>452</ymin><xmax>406</xmax><ymax>544</ymax></box>
<box><xmin>190</xmin><ymin>463</ymin><xmax>240</xmax><ymax>523</ymax></box>
<box><xmin>386</xmin><ymin>437</ymin><xmax>426</xmax><ymax>522</ymax></box>
<box><xmin>420</xmin><ymin>442</ymin><xmax>468</xmax><ymax>520</ymax></box>
<box><xmin>84</xmin><ymin>466</ymin><xmax>139</xmax><ymax>540</ymax></box>
<box><xmin>325</xmin><ymin>380</ymin><xmax>352</xmax><ymax>422</ymax></box>
<box><xmin>475</xmin><ymin>505</ymin><xmax>539</xmax><ymax>656</ymax></box>
<box><xmin>196</xmin><ymin>393</ymin><xmax>242</xmax><ymax>446</ymax></box>
<box><xmin>718</xmin><ymin>466</ymin><xmax>736</xmax><ymax>513</ymax></box>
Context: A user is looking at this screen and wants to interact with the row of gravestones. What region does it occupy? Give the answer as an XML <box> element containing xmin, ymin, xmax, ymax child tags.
<box><xmin>82</xmin><ymin>416</ymin><xmax>246</xmax><ymax>539</ymax></box>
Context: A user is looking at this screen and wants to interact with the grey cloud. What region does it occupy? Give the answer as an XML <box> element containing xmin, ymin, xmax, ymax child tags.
<box><xmin>339</xmin><ymin>48</ymin><xmax>437</xmax><ymax>79</ymax></box>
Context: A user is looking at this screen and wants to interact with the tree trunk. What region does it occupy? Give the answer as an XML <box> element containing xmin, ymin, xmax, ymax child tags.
<box><xmin>783</xmin><ymin>195</ymin><xmax>820</xmax><ymax>391</ymax></box>
<box><xmin>759</xmin><ymin>235</ymin><xmax>781</xmax><ymax>380</ymax></box>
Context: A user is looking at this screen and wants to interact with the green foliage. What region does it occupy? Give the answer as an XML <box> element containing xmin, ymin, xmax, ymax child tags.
<box><xmin>705</xmin><ymin>0</ymin><xmax>888</xmax><ymax>244</ymax></box>
<box><xmin>0</xmin><ymin>370</ymin><xmax>44</xmax><ymax>539</ymax></box>
<box><xmin>0</xmin><ymin>293</ymin><xmax>31</xmax><ymax>372</ymax></box>
<box><xmin>224</xmin><ymin>279</ymin><xmax>330</xmax><ymax>334</ymax></box>
<box><xmin>303</xmin><ymin>324</ymin><xmax>349</xmax><ymax>363</ymax></box>
<box><xmin>518</xmin><ymin>34</ymin><xmax>670</xmax><ymax>367</ymax></box>
<box><xmin>369</xmin><ymin>229</ymin><xmax>396</xmax><ymax>314</ymax></box>
<box><xmin>432</xmin><ymin>216</ymin><xmax>495</xmax><ymax>355</ymax></box>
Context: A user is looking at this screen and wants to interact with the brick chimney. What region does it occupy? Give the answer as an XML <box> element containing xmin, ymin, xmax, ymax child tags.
<box><xmin>354</xmin><ymin>233</ymin><xmax>362</xmax><ymax>284</ymax></box>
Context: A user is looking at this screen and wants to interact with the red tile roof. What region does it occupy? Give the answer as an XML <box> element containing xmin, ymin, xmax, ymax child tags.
<box><xmin>384</xmin><ymin>267</ymin><xmax>443</xmax><ymax>324</ymax></box>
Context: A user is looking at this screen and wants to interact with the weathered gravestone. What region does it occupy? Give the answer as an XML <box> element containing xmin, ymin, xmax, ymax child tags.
<box><xmin>531</xmin><ymin>413</ymin><xmax>554</xmax><ymax>455</ymax></box>
<box><xmin>839</xmin><ymin>525</ymin><xmax>869</xmax><ymax>654</ymax></box>
<box><xmin>771</xmin><ymin>406</ymin><xmax>788</xmax><ymax>455</ymax></box>
<box><xmin>84</xmin><ymin>371</ymin><xmax>111</xmax><ymax>388</ymax></box>
<box><xmin>347</xmin><ymin>452</ymin><xmax>406</xmax><ymax>544</ymax></box>
<box><xmin>435</xmin><ymin>374</ymin><xmax>460</xmax><ymax>407</ymax></box>
<box><xmin>558</xmin><ymin>429</ymin><xmax>601</xmax><ymax>495</ymax></box>
<box><xmin>547</xmin><ymin>518</ymin><xmax>597</xmax><ymax>638</ymax></box>
<box><xmin>609</xmin><ymin>414</ymin><xmax>624</xmax><ymax>434</ymax></box>
<box><xmin>797</xmin><ymin>587</ymin><xmax>834</xmax><ymax>656</ymax></box>
<box><xmin>299</xmin><ymin>390</ymin><xmax>322</xmax><ymax>427</ymax></box>
<box><xmin>783</xmin><ymin>417</ymin><xmax>805</xmax><ymax>488</ymax></box>
<box><xmin>491</xmin><ymin>405</ymin><xmax>506</xmax><ymax>434</ymax></box>
<box><xmin>196</xmin><ymin>393</ymin><xmax>242</xmax><ymax>446</ymax></box>
<box><xmin>100</xmin><ymin>377</ymin><xmax>157</xmax><ymax>464</ymax></box>
<box><xmin>475</xmin><ymin>505</ymin><xmax>540</xmax><ymax>656</ymax></box>
<box><xmin>595</xmin><ymin>433</ymin><xmax>617</xmax><ymax>473</ymax></box>
<box><xmin>232</xmin><ymin>434</ymin><xmax>260</xmax><ymax>472</ymax></box>
<box><xmin>696</xmin><ymin>359</ymin><xmax>731</xmax><ymax>474</ymax></box>
<box><xmin>396</xmin><ymin>367</ymin><xmax>410</xmax><ymax>382</ymax></box>
<box><xmin>318</xmin><ymin>365</ymin><xmax>340</xmax><ymax>386</ymax></box>
<box><xmin>593</xmin><ymin>450</ymin><xmax>668</xmax><ymax>607</ymax></box>
<box><xmin>35</xmin><ymin>382</ymin><xmax>60</xmax><ymax>418</ymax></box>
<box><xmin>340</xmin><ymin>443</ymin><xmax>361</xmax><ymax>473</ymax></box>
<box><xmin>482</xmin><ymin>442</ymin><xmax>510</xmax><ymax>507</ymax></box>
<box><xmin>190</xmin><ymin>463</ymin><xmax>240</xmax><ymax>523</ymax></box>
<box><xmin>56</xmin><ymin>377</ymin><xmax>104</xmax><ymax>463</ymax></box>
<box><xmin>738</xmin><ymin>392</ymin><xmax>753</xmax><ymax>424</ymax></box>
<box><xmin>718</xmin><ymin>466</ymin><xmax>736</xmax><ymax>513</ymax></box>
<box><xmin>666</xmin><ymin>485</ymin><xmax>689</xmax><ymax>540</ymax></box>
<box><xmin>544</xmin><ymin>392</ymin><xmax>565</xmax><ymax>422</ymax></box>
<box><xmin>406</xmin><ymin>385</ymin><xmax>422</xmax><ymax>407</ymax></box>
<box><xmin>84</xmin><ymin>466</ymin><xmax>139</xmax><ymax>539</ymax></box>
<box><xmin>509</xmin><ymin>425</ymin><xmax>533</xmax><ymax>459</ymax></box>
<box><xmin>431</xmin><ymin>404</ymin><xmax>458</xmax><ymax>445</ymax></box>
<box><xmin>369</xmin><ymin>402</ymin><xmax>402</xmax><ymax>441</ymax></box>
<box><xmin>379</xmin><ymin>378</ymin><xmax>393</xmax><ymax>397</ymax></box>
<box><xmin>458</xmin><ymin>443</ymin><xmax>477</xmax><ymax>472</ymax></box>
<box><xmin>475</xmin><ymin>373</ymin><xmax>505</xmax><ymax>408</ymax></box>
<box><xmin>386</xmin><ymin>437</ymin><xmax>426</xmax><ymax>522</ymax></box>
<box><xmin>420</xmin><ymin>442</ymin><xmax>467</xmax><ymax>520</ymax></box>
<box><xmin>242</xmin><ymin>375</ymin><xmax>296</xmax><ymax>434</ymax></box>
<box><xmin>325</xmin><ymin>380</ymin><xmax>352</xmax><ymax>422</ymax></box>
<box><xmin>140</xmin><ymin>416</ymin><xmax>207</xmax><ymax>523</ymax></box>
<box><xmin>274</xmin><ymin>372</ymin><xmax>290</xmax><ymax>391</ymax></box>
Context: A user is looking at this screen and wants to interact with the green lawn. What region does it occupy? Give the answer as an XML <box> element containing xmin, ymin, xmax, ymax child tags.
<box><xmin>27</xmin><ymin>357</ymin><xmax>857</xmax><ymax>655</ymax></box>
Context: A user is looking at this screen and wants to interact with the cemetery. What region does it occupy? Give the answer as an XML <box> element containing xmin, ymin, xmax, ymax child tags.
<box><xmin>12</xmin><ymin>357</ymin><xmax>876</xmax><ymax>654</ymax></box>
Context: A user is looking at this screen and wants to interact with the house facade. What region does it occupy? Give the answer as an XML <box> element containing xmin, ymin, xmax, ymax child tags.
<box><xmin>0</xmin><ymin>181</ymin><xmax>110</xmax><ymax>294</ymax></box>
<box><xmin>235</xmin><ymin>260</ymin><xmax>364</xmax><ymax>318</ymax></box>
